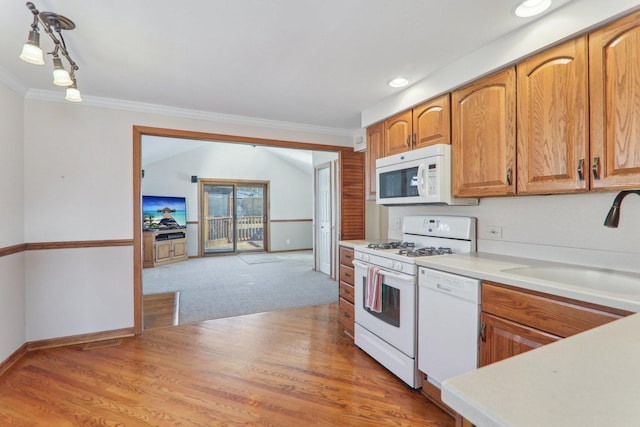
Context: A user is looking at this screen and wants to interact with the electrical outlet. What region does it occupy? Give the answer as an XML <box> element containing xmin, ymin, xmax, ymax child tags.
<box><xmin>485</xmin><ymin>225</ymin><xmax>502</xmax><ymax>239</ymax></box>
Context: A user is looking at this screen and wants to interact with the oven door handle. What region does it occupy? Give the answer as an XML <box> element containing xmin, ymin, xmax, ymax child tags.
<box><xmin>352</xmin><ymin>260</ymin><xmax>415</xmax><ymax>282</ymax></box>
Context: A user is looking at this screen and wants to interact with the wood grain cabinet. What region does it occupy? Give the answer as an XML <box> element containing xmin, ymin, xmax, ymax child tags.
<box><xmin>452</xmin><ymin>68</ymin><xmax>517</xmax><ymax>197</ymax></box>
<box><xmin>366</xmin><ymin>122</ymin><xmax>385</xmax><ymax>200</ymax></box>
<box><xmin>143</xmin><ymin>229</ymin><xmax>188</xmax><ymax>268</ymax></box>
<box><xmin>384</xmin><ymin>110</ymin><xmax>413</xmax><ymax>155</ymax></box>
<box><xmin>412</xmin><ymin>94</ymin><xmax>451</xmax><ymax>150</ymax></box>
<box><xmin>516</xmin><ymin>36</ymin><xmax>589</xmax><ymax>195</ymax></box>
<box><xmin>479</xmin><ymin>281</ymin><xmax>631</xmax><ymax>367</ymax></box>
<box><xmin>589</xmin><ymin>10</ymin><xmax>640</xmax><ymax>190</ymax></box>
<box><xmin>338</xmin><ymin>246</ymin><xmax>355</xmax><ymax>338</ymax></box>
<box><xmin>383</xmin><ymin>94</ymin><xmax>452</xmax><ymax>156</ymax></box>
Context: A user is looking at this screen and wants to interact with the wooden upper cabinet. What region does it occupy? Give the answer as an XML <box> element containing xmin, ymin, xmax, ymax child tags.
<box><xmin>452</xmin><ymin>67</ymin><xmax>517</xmax><ymax>197</ymax></box>
<box><xmin>589</xmin><ymin>10</ymin><xmax>640</xmax><ymax>190</ymax></box>
<box><xmin>516</xmin><ymin>36</ymin><xmax>589</xmax><ymax>195</ymax></box>
<box><xmin>366</xmin><ymin>122</ymin><xmax>385</xmax><ymax>200</ymax></box>
<box><xmin>413</xmin><ymin>94</ymin><xmax>451</xmax><ymax>149</ymax></box>
<box><xmin>384</xmin><ymin>110</ymin><xmax>413</xmax><ymax>155</ymax></box>
<box><xmin>339</xmin><ymin>150</ymin><xmax>365</xmax><ymax>240</ymax></box>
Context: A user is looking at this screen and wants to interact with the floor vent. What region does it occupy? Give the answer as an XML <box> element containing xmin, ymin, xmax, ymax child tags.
<box><xmin>82</xmin><ymin>339</ymin><xmax>122</xmax><ymax>351</ymax></box>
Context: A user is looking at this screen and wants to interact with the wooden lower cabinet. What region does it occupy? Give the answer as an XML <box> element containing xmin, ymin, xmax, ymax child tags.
<box><xmin>479</xmin><ymin>312</ymin><xmax>560</xmax><ymax>366</ymax></box>
<box><xmin>480</xmin><ymin>281</ymin><xmax>631</xmax><ymax>367</ymax></box>
<box><xmin>143</xmin><ymin>229</ymin><xmax>188</xmax><ymax>268</ymax></box>
<box><xmin>338</xmin><ymin>246</ymin><xmax>355</xmax><ymax>337</ymax></box>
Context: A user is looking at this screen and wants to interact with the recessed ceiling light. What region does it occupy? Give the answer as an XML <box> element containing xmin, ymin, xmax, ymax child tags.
<box><xmin>515</xmin><ymin>0</ymin><xmax>552</xmax><ymax>17</ymax></box>
<box><xmin>388</xmin><ymin>78</ymin><xmax>409</xmax><ymax>88</ymax></box>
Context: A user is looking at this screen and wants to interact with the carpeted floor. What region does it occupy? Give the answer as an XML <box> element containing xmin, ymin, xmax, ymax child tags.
<box><xmin>143</xmin><ymin>251</ymin><xmax>338</xmax><ymax>324</ymax></box>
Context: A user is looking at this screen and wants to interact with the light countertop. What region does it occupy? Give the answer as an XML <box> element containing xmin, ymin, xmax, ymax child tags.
<box><xmin>441</xmin><ymin>312</ymin><xmax>640</xmax><ymax>427</ymax></box>
<box><xmin>416</xmin><ymin>252</ymin><xmax>640</xmax><ymax>313</ymax></box>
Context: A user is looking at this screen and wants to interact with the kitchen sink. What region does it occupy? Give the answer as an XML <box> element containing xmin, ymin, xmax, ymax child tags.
<box><xmin>502</xmin><ymin>266</ymin><xmax>640</xmax><ymax>295</ymax></box>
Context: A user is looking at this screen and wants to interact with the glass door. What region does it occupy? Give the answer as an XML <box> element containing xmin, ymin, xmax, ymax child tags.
<box><xmin>201</xmin><ymin>181</ymin><xmax>268</xmax><ymax>254</ymax></box>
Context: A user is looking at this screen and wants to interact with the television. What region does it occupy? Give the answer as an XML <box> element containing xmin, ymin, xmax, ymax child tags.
<box><xmin>142</xmin><ymin>195</ymin><xmax>187</xmax><ymax>229</ymax></box>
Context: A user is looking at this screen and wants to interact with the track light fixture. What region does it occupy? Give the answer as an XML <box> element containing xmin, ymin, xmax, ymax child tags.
<box><xmin>19</xmin><ymin>2</ymin><xmax>81</xmax><ymax>102</ymax></box>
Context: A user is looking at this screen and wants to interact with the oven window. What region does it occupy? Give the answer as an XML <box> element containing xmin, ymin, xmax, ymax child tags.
<box><xmin>379</xmin><ymin>167</ymin><xmax>419</xmax><ymax>199</ymax></box>
<box><xmin>363</xmin><ymin>277</ymin><xmax>400</xmax><ymax>327</ymax></box>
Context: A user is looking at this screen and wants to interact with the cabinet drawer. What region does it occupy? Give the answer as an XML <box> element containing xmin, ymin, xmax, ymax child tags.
<box><xmin>340</xmin><ymin>246</ymin><xmax>354</xmax><ymax>266</ymax></box>
<box><xmin>339</xmin><ymin>282</ymin><xmax>355</xmax><ymax>304</ymax></box>
<box><xmin>339</xmin><ymin>297</ymin><xmax>355</xmax><ymax>337</ymax></box>
<box><xmin>482</xmin><ymin>282</ymin><xmax>630</xmax><ymax>338</ymax></box>
<box><xmin>339</xmin><ymin>265</ymin><xmax>355</xmax><ymax>285</ymax></box>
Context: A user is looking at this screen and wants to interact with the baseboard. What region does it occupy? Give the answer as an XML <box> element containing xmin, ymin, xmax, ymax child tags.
<box><xmin>26</xmin><ymin>327</ymin><xmax>136</xmax><ymax>351</ymax></box>
<box><xmin>0</xmin><ymin>343</ymin><xmax>28</xmax><ymax>377</ymax></box>
<box><xmin>269</xmin><ymin>248</ymin><xmax>312</xmax><ymax>253</ymax></box>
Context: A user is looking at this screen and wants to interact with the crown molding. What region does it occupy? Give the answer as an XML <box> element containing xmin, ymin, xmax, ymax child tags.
<box><xmin>24</xmin><ymin>88</ymin><xmax>357</xmax><ymax>137</ymax></box>
<box><xmin>0</xmin><ymin>66</ymin><xmax>28</xmax><ymax>96</ymax></box>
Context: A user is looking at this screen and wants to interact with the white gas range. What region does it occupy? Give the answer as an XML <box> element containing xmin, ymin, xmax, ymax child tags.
<box><xmin>352</xmin><ymin>215</ymin><xmax>476</xmax><ymax>388</ymax></box>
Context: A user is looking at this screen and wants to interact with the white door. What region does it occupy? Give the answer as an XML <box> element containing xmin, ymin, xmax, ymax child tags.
<box><xmin>315</xmin><ymin>163</ymin><xmax>332</xmax><ymax>275</ymax></box>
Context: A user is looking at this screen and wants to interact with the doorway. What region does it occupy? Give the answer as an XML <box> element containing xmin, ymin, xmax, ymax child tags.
<box><xmin>201</xmin><ymin>180</ymin><xmax>269</xmax><ymax>254</ymax></box>
<box><xmin>314</xmin><ymin>161</ymin><xmax>335</xmax><ymax>276</ymax></box>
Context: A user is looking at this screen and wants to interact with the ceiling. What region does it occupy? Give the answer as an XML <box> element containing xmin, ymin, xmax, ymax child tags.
<box><xmin>2</xmin><ymin>0</ymin><xmax>576</xmax><ymax>132</ymax></box>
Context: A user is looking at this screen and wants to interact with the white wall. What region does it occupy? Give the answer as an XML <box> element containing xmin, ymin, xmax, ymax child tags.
<box><xmin>21</xmin><ymin>98</ymin><xmax>351</xmax><ymax>341</ymax></box>
<box><xmin>0</xmin><ymin>82</ymin><xmax>25</xmax><ymax>361</ymax></box>
<box><xmin>142</xmin><ymin>142</ymin><xmax>316</xmax><ymax>253</ymax></box>
<box><xmin>386</xmin><ymin>191</ymin><xmax>640</xmax><ymax>273</ymax></box>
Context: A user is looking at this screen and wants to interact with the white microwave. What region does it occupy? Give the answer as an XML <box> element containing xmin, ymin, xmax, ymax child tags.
<box><xmin>376</xmin><ymin>144</ymin><xmax>478</xmax><ymax>206</ymax></box>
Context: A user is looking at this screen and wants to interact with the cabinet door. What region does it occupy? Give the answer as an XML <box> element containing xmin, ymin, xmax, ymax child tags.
<box><xmin>366</xmin><ymin>122</ymin><xmax>385</xmax><ymax>200</ymax></box>
<box><xmin>172</xmin><ymin>240</ymin><xmax>187</xmax><ymax>260</ymax></box>
<box><xmin>517</xmin><ymin>37</ymin><xmax>589</xmax><ymax>194</ymax></box>
<box><xmin>479</xmin><ymin>312</ymin><xmax>560</xmax><ymax>367</ymax></box>
<box><xmin>589</xmin><ymin>10</ymin><xmax>640</xmax><ymax>190</ymax></box>
<box><xmin>452</xmin><ymin>68</ymin><xmax>517</xmax><ymax>197</ymax></box>
<box><xmin>384</xmin><ymin>110</ymin><xmax>413</xmax><ymax>155</ymax></box>
<box><xmin>413</xmin><ymin>94</ymin><xmax>451</xmax><ymax>149</ymax></box>
<box><xmin>155</xmin><ymin>241</ymin><xmax>172</xmax><ymax>263</ymax></box>
<box><xmin>340</xmin><ymin>150</ymin><xmax>365</xmax><ymax>240</ymax></box>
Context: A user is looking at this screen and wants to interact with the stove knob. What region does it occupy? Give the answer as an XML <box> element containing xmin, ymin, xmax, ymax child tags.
<box><xmin>387</xmin><ymin>259</ymin><xmax>394</xmax><ymax>268</ymax></box>
<box><xmin>355</xmin><ymin>252</ymin><xmax>362</xmax><ymax>260</ymax></box>
<box><xmin>364</xmin><ymin>254</ymin><xmax>370</xmax><ymax>262</ymax></box>
<box><xmin>395</xmin><ymin>262</ymin><xmax>403</xmax><ymax>271</ymax></box>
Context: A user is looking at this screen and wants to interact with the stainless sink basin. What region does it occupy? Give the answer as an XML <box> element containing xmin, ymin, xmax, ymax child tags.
<box><xmin>502</xmin><ymin>266</ymin><xmax>640</xmax><ymax>295</ymax></box>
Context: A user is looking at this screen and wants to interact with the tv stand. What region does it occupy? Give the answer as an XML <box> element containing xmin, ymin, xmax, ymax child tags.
<box><xmin>143</xmin><ymin>229</ymin><xmax>188</xmax><ymax>268</ymax></box>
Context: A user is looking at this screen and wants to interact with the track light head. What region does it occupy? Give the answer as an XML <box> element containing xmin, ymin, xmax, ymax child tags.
<box><xmin>19</xmin><ymin>29</ymin><xmax>44</xmax><ymax>65</ymax></box>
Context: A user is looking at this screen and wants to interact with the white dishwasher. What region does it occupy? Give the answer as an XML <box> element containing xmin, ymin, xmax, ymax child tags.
<box><xmin>418</xmin><ymin>267</ymin><xmax>480</xmax><ymax>389</ymax></box>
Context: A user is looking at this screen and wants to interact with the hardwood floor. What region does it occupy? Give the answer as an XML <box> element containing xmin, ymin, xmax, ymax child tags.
<box><xmin>0</xmin><ymin>303</ymin><xmax>454</xmax><ymax>426</ymax></box>
<box><xmin>143</xmin><ymin>291</ymin><xmax>180</xmax><ymax>329</ymax></box>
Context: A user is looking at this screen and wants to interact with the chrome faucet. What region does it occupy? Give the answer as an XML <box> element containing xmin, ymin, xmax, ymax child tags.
<box><xmin>603</xmin><ymin>190</ymin><xmax>640</xmax><ymax>228</ymax></box>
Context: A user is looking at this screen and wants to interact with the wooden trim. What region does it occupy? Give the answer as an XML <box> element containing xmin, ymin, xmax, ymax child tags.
<box><xmin>26</xmin><ymin>327</ymin><xmax>135</xmax><ymax>351</ymax></box>
<box><xmin>270</xmin><ymin>218</ymin><xmax>312</xmax><ymax>223</ymax></box>
<box><xmin>132</xmin><ymin>125</ymin><xmax>353</xmax><ymax>153</ymax></box>
<box><xmin>269</xmin><ymin>248</ymin><xmax>313</xmax><ymax>253</ymax></box>
<box><xmin>0</xmin><ymin>243</ymin><xmax>27</xmax><ymax>257</ymax></box>
<box><xmin>0</xmin><ymin>343</ymin><xmax>28</xmax><ymax>378</ymax></box>
<box><xmin>25</xmin><ymin>239</ymin><xmax>133</xmax><ymax>251</ymax></box>
<box><xmin>133</xmin><ymin>125</ymin><xmax>351</xmax><ymax>335</ymax></box>
<box><xmin>133</xmin><ymin>126</ymin><xmax>143</xmax><ymax>335</ymax></box>
<box><xmin>186</xmin><ymin>220</ymin><xmax>198</xmax><ymax>225</ymax></box>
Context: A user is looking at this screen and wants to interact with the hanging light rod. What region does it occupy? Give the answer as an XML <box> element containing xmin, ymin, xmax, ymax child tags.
<box><xmin>19</xmin><ymin>1</ymin><xmax>82</xmax><ymax>102</ymax></box>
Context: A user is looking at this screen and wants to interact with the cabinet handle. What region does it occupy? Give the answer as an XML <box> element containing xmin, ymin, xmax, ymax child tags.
<box><xmin>344</xmin><ymin>272</ymin><xmax>351</xmax><ymax>278</ymax></box>
<box><xmin>406</xmin><ymin>135</ymin><xmax>411</xmax><ymax>147</ymax></box>
<box><xmin>479</xmin><ymin>322</ymin><xmax>486</xmax><ymax>343</ymax></box>
<box><xmin>592</xmin><ymin>157</ymin><xmax>600</xmax><ymax>180</ymax></box>
<box><xmin>506</xmin><ymin>167</ymin><xmax>512</xmax><ymax>187</ymax></box>
<box><xmin>412</xmin><ymin>133</ymin><xmax>416</xmax><ymax>148</ymax></box>
<box><xmin>577</xmin><ymin>159</ymin><xmax>585</xmax><ymax>181</ymax></box>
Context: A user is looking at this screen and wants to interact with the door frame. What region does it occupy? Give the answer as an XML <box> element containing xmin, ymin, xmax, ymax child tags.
<box><xmin>198</xmin><ymin>178</ymin><xmax>270</xmax><ymax>256</ymax></box>
<box><xmin>133</xmin><ymin>125</ymin><xmax>360</xmax><ymax>334</ymax></box>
